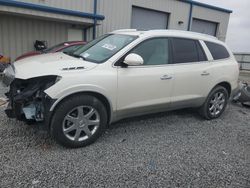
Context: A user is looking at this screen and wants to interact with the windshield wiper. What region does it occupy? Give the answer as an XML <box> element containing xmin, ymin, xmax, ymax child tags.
<box><xmin>63</xmin><ymin>52</ymin><xmax>86</xmax><ymax>60</ymax></box>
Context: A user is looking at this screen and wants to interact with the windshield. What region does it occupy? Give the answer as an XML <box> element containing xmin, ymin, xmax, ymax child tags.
<box><xmin>73</xmin><ymin>34</ymin><xmax>137</xmax><ymax>63</ymax></box>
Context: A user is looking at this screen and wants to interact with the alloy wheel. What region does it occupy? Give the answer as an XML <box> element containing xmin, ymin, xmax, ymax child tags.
<box><xmin>208</xmin><ymin>92</ymin><xmax>226</xmax><ymax>116</ymax></box>
<box><xmin>62</xmin><ymin>106</ymin><xmax>100</xmax><ymax>142</ymax></box>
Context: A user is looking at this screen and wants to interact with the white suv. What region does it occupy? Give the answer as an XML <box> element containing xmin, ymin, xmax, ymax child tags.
<box><xmin>2</xmin><ymin>30</ymin><xmax>239</xmax><ymax>147</ymax></box>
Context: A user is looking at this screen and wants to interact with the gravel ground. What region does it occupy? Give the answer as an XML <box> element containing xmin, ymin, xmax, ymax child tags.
<box><xmin>0</xmin><ymin>86</ymin><xmax>250</xmax><ymax>188</ymax></box>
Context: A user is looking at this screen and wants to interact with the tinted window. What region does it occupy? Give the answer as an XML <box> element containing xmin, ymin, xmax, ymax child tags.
<box><xmin>205</xmin><ymin>41</ymin><xmax>230</xmax><ymax>60</ymax></box>
<box><xmin>171</xmin><ymin>38</ymin><xmax>207</xmax><ymax>63</ymax></box>
<box><xmin>130</xmin><ymin>38</ymin><xmax>169</xmax><ymax>65</ymax></box>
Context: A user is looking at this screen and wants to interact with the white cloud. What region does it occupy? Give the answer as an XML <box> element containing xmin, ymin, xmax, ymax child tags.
<box><xmin>197</xmin><ymin>0</ymin><xmax>250</xmax><ymax>52</ymax></box>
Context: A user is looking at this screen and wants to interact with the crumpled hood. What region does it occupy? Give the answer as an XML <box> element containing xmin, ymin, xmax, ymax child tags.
<box><xmin>14</xmin><ymin>52</ymin><xmax>98</xmax><ymax>79</ymax></box>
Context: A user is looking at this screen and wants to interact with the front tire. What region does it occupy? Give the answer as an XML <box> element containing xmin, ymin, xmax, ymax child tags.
<box><xmin>51</xmin><ymin>95</ymin><xmax>108</xmax><ymax>148</ymax></box>
<box><xmin>199</xmin><ymin>86</ymin><xmax>229</xmax><ymax>120</ymax></box>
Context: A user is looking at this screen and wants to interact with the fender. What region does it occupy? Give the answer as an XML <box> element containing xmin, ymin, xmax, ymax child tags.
<box><xmin>45</xmin><ymin>84</ymin><xmax>115</xmax><ymax>122</ymax></box>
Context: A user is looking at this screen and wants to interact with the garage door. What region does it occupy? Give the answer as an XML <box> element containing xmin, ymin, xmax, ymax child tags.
<box><xmin>131</xmin><ymin>7</ymin><xmax>168</xmax><ymax>30</ymax></box>
<box><xmin>191</xmin><ymin>18</ymin><xmax>217</xmax><ymax>36</ymax></box>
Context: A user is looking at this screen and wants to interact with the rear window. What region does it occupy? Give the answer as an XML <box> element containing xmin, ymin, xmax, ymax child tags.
<box><xmin>171</xmin><ymin>38</ymin><xmax>207</xmax><ymax>64</ymax></box>
<box><xmin>205</xmin><ymin>41</ymin><xmax>230</xmax><ymax>60</ymax></box>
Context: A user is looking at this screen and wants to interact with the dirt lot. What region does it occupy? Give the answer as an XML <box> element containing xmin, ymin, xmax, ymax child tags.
<box><xmin>0</xmin><ymin>84</ymin><xmax>250</xmax><ymax>187</ymax></box>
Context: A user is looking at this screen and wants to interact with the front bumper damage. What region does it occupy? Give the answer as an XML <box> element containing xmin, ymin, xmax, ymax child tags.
<box><xmin>4</xmin><ymin>76</ymin><xmax>57</xmax><ymax>129</ymax></box>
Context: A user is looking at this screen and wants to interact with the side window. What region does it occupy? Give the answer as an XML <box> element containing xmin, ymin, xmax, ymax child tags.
<box><xmin>130</xmin><ymin>38</ymin><xmax>169</xmax><ymax>65</ymax></box>
<box><xmin>171</xmin><ymin>38</ymin><xmax>206</xmax><ymax>64</ymax></box>
<box><xmin>205</xmin><ymin>41</ymin><xmax>230</xmax><ymax>60</ymax></box>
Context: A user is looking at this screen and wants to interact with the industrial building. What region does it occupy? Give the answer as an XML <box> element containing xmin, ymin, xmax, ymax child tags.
<box><xmin>0</xmin><ymin>0</ymin><xmax>232</xmax><ymax>61</ymax></box>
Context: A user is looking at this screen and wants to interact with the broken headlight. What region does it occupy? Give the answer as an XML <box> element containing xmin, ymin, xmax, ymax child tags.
<box><xmin>11</xmin><ymin>75</ymin><xmax>61</xmax><ymax>101</ymax></box>
<box><xmin>6</xmin><ymin>75</ymin><xmax>61</xmax><ymax>122</ymax></box>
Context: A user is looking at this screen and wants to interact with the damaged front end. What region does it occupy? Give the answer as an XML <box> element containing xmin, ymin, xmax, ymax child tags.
<box><xmin>4</xmin><ymin>74</ymin><xmax>59</xmax><ymax>127</ymax></box>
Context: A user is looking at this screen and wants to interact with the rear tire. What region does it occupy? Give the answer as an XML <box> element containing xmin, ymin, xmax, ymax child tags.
<box><xmin>50</xmin><ymin>95</ymin><xmax>108</xmax><ymax>148</ymax></box>
<box><xmin>199</xmin><ymin>86</ymin><xmax>229</xmax><ymax>120</ymax></box>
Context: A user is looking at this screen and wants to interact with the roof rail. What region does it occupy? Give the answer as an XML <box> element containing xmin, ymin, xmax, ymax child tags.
<box><xmin>147</xmin><ymin>29</ymin><xmax>217</xmax><ymax>39</ymax></box>
<box><xmin>111</xmin><ymin>29</ymin><xmax>137</xmax><ymax>33</ymax></box>
<box><xmin>176</xmin><ymin>30</ymin><xmax>217</xmax><ymax>39</ymax></box>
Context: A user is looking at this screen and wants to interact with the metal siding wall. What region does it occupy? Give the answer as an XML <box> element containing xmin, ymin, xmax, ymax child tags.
<box><xmin>18</xmin><ymin>0</ymin><xmax>93</xmax><ymax>13</ymax></box>
<box><xmin>131</xmin><ymin>7</ymin><xmax>169</xmax><ymax>30</ymax></box>
<box><xmin>0</xmin><ymin>14</ymin><xmax>69</xmax><ymax>61</ymax></box>
<box><xmin>97</xmin><ymin>0</ymin><xmax>131</xmax><ymax>36</ymax></box>
<box><xmin>86</xmin><ymin>27</ymin><xmax>94</xmax><ymax>42</ymax></box>
<box><xmin>0</xmin><ymin>0</ymin><xmax>231</xmax><ymax>56</ymax></box>
<box><xmin>0</xmin><ymin>5</ymin><xmax>94</xmax><ymax>25</ymax></box>
<box><xmin>97</xmin><ymin>0</ymin><xmax>190</xmax><ymax>37</ymax></box>
<box><xmin>191</xmin><ymin>19</ymin><xmax>217</xmax><ymax>36</ymax></box>
<box><xmin>192</xmin><ymin>6</ymin><xmax>230</xmax><ymax>41</ymax></box>
<box><xmin>132</xmin><ymin>0</ymin><xmax>190</xmax><ymax>30</ymax></box>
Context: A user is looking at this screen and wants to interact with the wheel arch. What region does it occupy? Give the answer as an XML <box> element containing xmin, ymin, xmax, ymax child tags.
<box><xmin>49</xmin><ymin>91</ymin><xmax>113</xmax><ymax>126</ymax></box>
<box><xmin>214</xmin><ymin>81</ymin><xmax>232</xmax><ymax>97</ymax></box>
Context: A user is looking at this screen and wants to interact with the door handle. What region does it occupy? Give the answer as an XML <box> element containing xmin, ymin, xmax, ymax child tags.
<box><xmin>201</xmin><ymin>71</ymin><xmax>210</xmax><ymax>76</ymax></box>
<box><xmin>160</xmin><ymin>75</ymin><xmax>172</xmax><ymax>80</ymax></box>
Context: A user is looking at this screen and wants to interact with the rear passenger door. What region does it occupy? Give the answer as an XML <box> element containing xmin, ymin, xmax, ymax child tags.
<box><xmin>170</xmin><ymin>37</ymin><xmax>211</xmax><ymax>108</ymax></box>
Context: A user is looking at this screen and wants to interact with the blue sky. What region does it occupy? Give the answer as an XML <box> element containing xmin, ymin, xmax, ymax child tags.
<box><xmin>198</xmin><ymin>0</ymin><xmax>250</xmax><ymax>52</ymax></box>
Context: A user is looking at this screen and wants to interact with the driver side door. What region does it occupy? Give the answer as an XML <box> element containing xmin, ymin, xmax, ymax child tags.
<box><xmin>116</xmin><ymin>37</ymin><xmax>174</xmax><ymax>119</ymax></box>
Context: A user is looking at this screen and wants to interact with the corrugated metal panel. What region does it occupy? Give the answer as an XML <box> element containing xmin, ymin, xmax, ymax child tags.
<box><xmin>18</xmin><ymin>0</ymin><xmax>94</xmax><ymax>13</ymax></box>
<box><xmin>0</xmin><ymin>14</ymin><xmax>69</xmax><ymax>61</ymax></box>
<box><xmin>131</xmin><ymin>6</ymin><xmax>169</xmax><ymax>30</ymax></box>
<box><xmin>191</xmin><ymin>18</ymin><xmax>217</xmax><ymax>36</ymax></box>
<box><xmin>96</xmin><ymin>0</ymin><xmax>190</xmax><ymax>37</ymax></box>
<box><xmin>192</xmin><ymin>5</ymin><xmax>230</xmax><ymax>41</ymax></box>
<box><xmin>85</xmin><ymin>27</ymin><xmax>94</xmax><ymax>42</ymax></box>
<box><xmin>0</xmin><ymin>5</ymin><xmax>94</xmax><ymax>24</ymax></box>
<box><xmin>0</xmin><ymin>0</ymin><xmax>231</xmax><ymax>59</ymax></box>
<box><xmin>97</xmin><ymin>0</ymin><xmax>131</xmax><ymax>35</ymax></box>
<box><xmin>132</xmin><ymin>0</ymin><xmax>190</xmax><ymax>30</ymax></box>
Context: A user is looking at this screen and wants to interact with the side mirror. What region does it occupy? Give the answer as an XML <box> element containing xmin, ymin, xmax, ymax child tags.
<box><xmin>123</xmin><ymin>53</ymin><xmax>144</xmax><ymax>66</ymax></box>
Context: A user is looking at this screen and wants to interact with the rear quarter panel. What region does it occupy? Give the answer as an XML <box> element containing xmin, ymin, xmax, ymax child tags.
<box><xmin>207</xmin><ymin>58</ymin><xmax>239</xmax><ymax>96</ymax></box>
<box><xmin>201</xmin><ymin>40</ymin><xmax>239</xmax><ymax>97</ymax></box>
